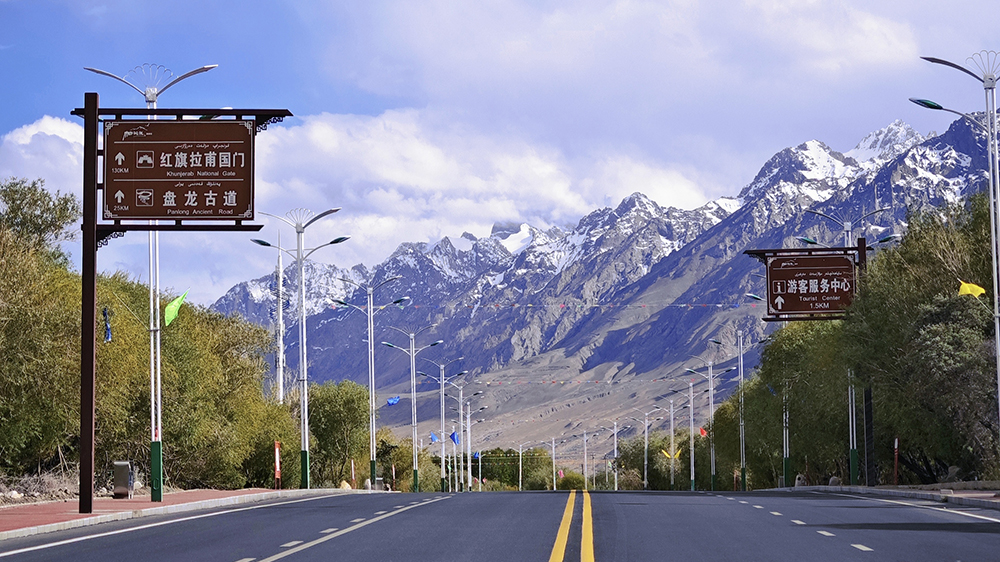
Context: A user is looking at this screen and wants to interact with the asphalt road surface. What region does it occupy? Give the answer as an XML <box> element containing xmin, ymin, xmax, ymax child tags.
<box><xmin>1</xmin><ymin>489</ymin><xmax>998</xmax><ymax>561</ymax></box>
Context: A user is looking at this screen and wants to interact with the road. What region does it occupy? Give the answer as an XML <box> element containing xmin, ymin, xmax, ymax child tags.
<box><xmin>1</xmin><ymin>490</ymin><xmax>998</xmax><ymax>561</ymax></box>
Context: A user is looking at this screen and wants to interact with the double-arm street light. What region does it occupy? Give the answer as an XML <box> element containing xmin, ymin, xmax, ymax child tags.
<box><xmin>418</xmin><ymin>358</ymin><xmax>466</xmax><ymax>492</ymax></box>
<box><xmin>383</xmin><ymin>326</ymin><xmax>442</xmax><ymax>492</ymax></box>
<box><xmin>331</xmin><ymin>278</ymin><xmax>408</xmax><ymax>488</ymax></box>
<box><xmin>667</xmin><ymin>397</ymin><xmax>690</xmax><ymax>489</ymax></box>
<box><xmin>86</xmin><ymin>63</ymin><xmax>217</xmax><ymax>503</ymax></box>
<box><xmin>253</xmin><ymin>209</ymin><xmax>349</xmax><ymax>489</ymax></box>
<box><xmin>630</xmin><ymin>407</ymin><xmax>662</xmax><ymax>490</ymax></box>
<box><xmin>518</xmin><ymin>441</ymin><xmax>533</xmax><ymax>491</ymax></box>
<box><xmin>686</xmin><ymin>342</ymin><xmax>735</xmax><ymax>491</ymax></box>
<box><xmin>600</xmin><ymin>420</ymin><xmax>626</xmax><ymax>491</ymax></box>
<box><xmin>911</xmin><ymin>51</ymin><xmax>1000</xmax><ymax>443</ymax></box>
<box><xmin>444</xmin><ymin>388</ymin><xmax>484</xmax><ymax>491</ymax></box>
<box><xmin>801</xmin><ymin>209</ymin><xmax>893</xmax><ymax>487</ymax></box>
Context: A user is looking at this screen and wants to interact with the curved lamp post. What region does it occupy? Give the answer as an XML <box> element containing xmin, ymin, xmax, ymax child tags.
<box><xmin>383</xmin><ymin>326</ymin><xmax>441</xmax><ymax>492</ymax></box>
<box><xmin>331</xmin><ymin>278</ymin><xmax>408</xmax><ymax>488</ymax></box>
<box><xmin>630</xmin><ymin>406</ymin><xmax>662</xmax><ymax>490</ymax></box>
<box><xmin>686</xmin><ymin>342</ymin><xmax>734</xmax><ymax>491</ymax></box>
<box><xmin>911</xmin><ymin>51</ymin><xmax>1000</xmax><ymax>443</ymax></box>
<box><xmin>518</xmin><ymin>441</ymin><xmax>533</xmax><ymax>491</ymax></box>
<box><xmin>418</xmin><ymin>358</ymin><xmax>466</xmax><ymax>492</ymax></box>
<box><xmin>85</xmin><ymin>63</ymin><xmax>217</xmax><ymax>504</ymax></box>
<box><xmin>254</xmin><ymin>208</ymin><xmax>349</xmax><ymax>489</ymax></box>
<box><xmin>667</xmin><ymin>398</ymin><xmax>690</xmax><ymax>489</ymax></box>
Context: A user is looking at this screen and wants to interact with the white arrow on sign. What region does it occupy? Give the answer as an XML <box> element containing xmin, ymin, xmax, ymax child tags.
<box><xmin>774</xmin><ymin>295</ymin><xmax>785</xmax><ymax>310</ymax></box>
<box><xmin>115</xmin><ymin>152</ymin><xmax>125</xmax><ymax>165</ymax></box>
<box><xmin>114</xmin><ymin>190</ymin><xmax>125</xmax><ymax>203</ymax></box>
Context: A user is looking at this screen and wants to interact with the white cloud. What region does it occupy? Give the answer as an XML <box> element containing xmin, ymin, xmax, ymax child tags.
<box><xmin>0</xmin><ymin>116</ymin><xmax>83</xmax><ymax>199</ymax></box>
<box><xmin>0</xmin><ymin>111</ymin><xmax>706</xmax><ymax>304</ymax></box>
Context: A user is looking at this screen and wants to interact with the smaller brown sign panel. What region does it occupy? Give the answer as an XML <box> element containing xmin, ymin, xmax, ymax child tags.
<box><xmin>766</xmin><ymin>255</ymin><xmax>856</xmax><ymax>317</ymax></box>
<box><xmin>103</xmin><ymin>120</ymin><xmax>254</xmax><ymax>220</ymax></box>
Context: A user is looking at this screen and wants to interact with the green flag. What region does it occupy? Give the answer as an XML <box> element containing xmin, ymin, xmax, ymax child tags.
<box><xmin>164</xmin><ymin>290</ymin><xmax>189</xmax><ymax>327</ymax></box>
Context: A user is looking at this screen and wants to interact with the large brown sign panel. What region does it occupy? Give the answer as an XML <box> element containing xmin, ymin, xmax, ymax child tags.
<box><xmin>103</xmin><ymin>120</ymin><xmax>254</xmax><ymax>220</ymax></box>
<box><xmin>766</xmin><ymin>255</ymin><xmax>856</xmax><ymax>317</ymax></box>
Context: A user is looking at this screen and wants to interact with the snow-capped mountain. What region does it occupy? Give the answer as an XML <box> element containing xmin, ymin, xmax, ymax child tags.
<box><xmin>212</xmin><ymin>117</ymin><xmax>990</xmax><ymax>448</ymax></box>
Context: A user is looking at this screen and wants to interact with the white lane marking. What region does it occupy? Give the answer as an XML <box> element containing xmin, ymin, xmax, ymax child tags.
<box><xmin>394</xmin><ymin>505</ymin><xmax>404</xmax><ymax>508</ymax></box>
<box><xmin>770</xmin><ymin>511</ymin><xmax>782</xmax><ymax>516</ymax></box>
<box><xmin>753</xmin><ymin>505</ymin><xmax>763</xmax><ymax>509</ymax></box>
<box><xmin>817</xmin><ymin>531</ymin><xmax>835</xmax><ymax>537</ymax></box>
<box><xmin>726</xmin><ymin>497</ymin><xmax>735</xmax><ymax>501</ymax></box>
<box><xmin>852</xmin><ymin>544</ymin><xmax>874</xmax><ymax>552</ymax></box>
<box><xmin>0</xmin><ymin>494</ymin><xmax>346</xmax><ymax>559</ymax></box>
<box><xmin>320</xmin><ymin>528</ymin><xmax>338</xmax><ymax>534</ymax></box>
<box><xmin>255</xmin><ymin>496</ymin><xmax>449</xmax><ymax>562</ymax></box>
<box><xmin>350</xmin><ymin>518</ymin><xmax>366</xmax><ymax>523</ymax></box>
<box><xmin>375</xmin><ymin>511</ymin><xmax>387</xmax><ymax>515</ymax></box>
<box><xmin>791</xmin><ymin>520</ymin><xmax>806</xmax><ymax>525</ymax></box>
<box><xmin>739</xmin><ymin>501</ymin><xmax>748</xmax><ymax>504</ymax></box>
<box><xmin>280</xmin><ymin>541</ymin><xmax>302</xmax><ymax>548</ymax></box>
<box><xmin>235</xmin><ymin>559</ymin><xmax>255</xmax><ymax>562</ymax></box>
<box><xmin>834</xmin><ymin>493</ymin><xmax>1000</xmax><ymax>524</ymax></box>
<box><xmin>409</xmin><ymin>501</ymin><xmax>420</xmax><ymax>505</ymax></box>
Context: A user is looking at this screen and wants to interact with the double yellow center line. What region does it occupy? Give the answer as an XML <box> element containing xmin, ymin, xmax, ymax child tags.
<box><xmin>548</xmin><ymin>490</ymin><xmax>595</xmax><ymax>562</ymax></box>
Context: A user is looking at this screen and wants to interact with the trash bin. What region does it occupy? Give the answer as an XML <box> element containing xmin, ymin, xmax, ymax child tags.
<box><xmin>113</xmin><ymin>461</ymin><xmax>134</xmax><ymax>499</ymax></box>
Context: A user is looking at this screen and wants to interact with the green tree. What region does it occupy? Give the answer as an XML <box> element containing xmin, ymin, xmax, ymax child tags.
<box><xmin>0</xmin><ymin>177</ymin><xmax>80</xmax><ymax>264</ymax></box>
<box><xmin>0</xmin><ymin>228</ymin><xmax>79</xmax><ymax>473</ymax></box>
<box><xmin>310</xmin><ymin>380</ymin><xmax>368</xmax><ymax>486</ymax></box>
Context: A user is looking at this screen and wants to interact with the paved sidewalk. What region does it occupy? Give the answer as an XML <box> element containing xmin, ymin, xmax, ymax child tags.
<box><xmin>0</xmin><ymin>488</ymin><xmax>355</xmax><ymax>541</ymax></box>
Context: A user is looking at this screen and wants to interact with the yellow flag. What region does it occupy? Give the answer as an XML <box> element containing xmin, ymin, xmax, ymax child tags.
<box><xmin>661</xmin><ymin>449</ymin><xmax>671</xmax><ymax>459</ymax></box>
<box><xmin>959</xmin><ymin>280</ymin><xmax>986</xmax><ymax>298</ymax></box>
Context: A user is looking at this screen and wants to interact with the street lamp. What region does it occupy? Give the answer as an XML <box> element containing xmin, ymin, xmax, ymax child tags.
<box><xmin>582</xmin><ymin>431</ymin><xmax>600</xmax><ymax>490</ymax></box>
<box><xmin>383</xmin><ymin>326</ymin><xmax>441</xmax><ymax>493</ymax></box>
<box><xmin>465</xmin><ymin>400</ymin><xmax>486</xmax><ymax>491</ymax></box>
<box><xmin>444</xmin><ymin>387</ymin><xmax>467</xmax><ymax>490</ymax></box>
<box><xmin>253</xmin><ymin>209</ymin><xmax>349</xmax><ymax>489</ymax></box>
<box><xmin>630</xmin><ymin>406</ymin><xmax>662</xmax><ymax>490</ymax></box>
<box><xmin>602</xmin><ymin>420</ymin><xmax>623</xmax><ymax>491</ymax></box>
<box><xmin>418</xmin><ymin>358</ymin><xmax>466</xmax><ymax>492</ymax></box>
<box><xmin>686</xmin><ymin>346</ymin><xmax>734</xmax><ymax>491</ymax></box>
<box><xmin>689</xmin><ymin>380</ymin><xmax>696</xmax><ymax>491</ymax></box>
<box><xmin>802</xmin><ymin>209</ymin><xmax>889</xmax><ymax>487</ymax></box>
<box><xmin>667</xmin><ymin>398</ymin><xmax>689</xmax><ymax>489</ymax></box>
<box><xmin>518</xmin><ymin>441</ymin><xmax>533</xmax><ymax>491</ymax></box>
<box><xmin>331</xmin><ymin>278</ymin><xmax>408</xmax><ymax>488</ymax></box>
<box><xmin>912</xmin><ymin>51</ymin><xmax>1000</xmax><ymax>442</ymax></box>
<box><xmin>85</xmin><ymin>63</ymin><xmax>217</xmax><ymax>503</ymax></box>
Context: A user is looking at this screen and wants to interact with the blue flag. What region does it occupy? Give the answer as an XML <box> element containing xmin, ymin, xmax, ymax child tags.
<box><xmin>449</xmin><ymin>431</ymin><xmax>460</xmax><ymax>445</ymax></box>
<box><xmin>387</xmin><ymin>396</ymin><xmax>400</xmax><ymax>406</ymax></box>
<box><xmin>430</xmin><ymin>432</ymin><xmax>439</xmax><ymax>443</ymax></box>
<box><xmin>473</xmin><ymin>451</ymin><xmax>479</xmax><ymax>459</ymax></box>
<box><xmin>102</xmin><ymin>307</ymin><xmax>112</xmax><ymax>343</ymax></box>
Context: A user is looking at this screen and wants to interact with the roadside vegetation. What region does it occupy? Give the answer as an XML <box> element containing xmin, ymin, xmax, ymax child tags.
<box><xmin>613</xmin><ymin>194</ymin><xmax>1000</xmax><ymax>489</ymax></box>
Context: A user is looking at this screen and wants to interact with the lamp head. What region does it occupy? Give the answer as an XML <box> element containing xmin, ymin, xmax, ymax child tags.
<box><xmin>745</xmin><ymin>293</ymin><xmax>763</xmax><ymax>301</ymax></box>
<box><xmin>251</xmin><ymin>239</ymin><xmax>272</xmax><ymax>247</ymax></box>
<box><xmin>797</xmin><ymin>236</ymin><xmax>819</xmax><ymax>246</ymax></box>
<box><xmin>329</xmin><ymin>236</ymin><xmax>351</xmax><ymax>245</ymax></box>
<box><xmin>909</xmin><ymin>97</ymin><xmax>944</xmax><ymax>111</ymax></box>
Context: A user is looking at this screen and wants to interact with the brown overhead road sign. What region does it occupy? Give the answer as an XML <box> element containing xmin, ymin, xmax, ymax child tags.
<box><xmin>104</xmin><ymin>120</ymin><xmax>254</xmax><ymax>220</ymax></box>
<box><xmin>744</xmin><ymin>241</ymin><xmax>865</xmax><ymax>322</ymax></box>
<box><xmin>766</xmin><ymin>254</ymin><xmax>856</xmax><ymax>318</ymax></box>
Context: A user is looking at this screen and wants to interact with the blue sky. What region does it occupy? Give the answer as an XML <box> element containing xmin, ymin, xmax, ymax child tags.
<box><xmin>1</xmin><ymin>0</ymin><xmax>997</xmax><ymax>304</ymax></box>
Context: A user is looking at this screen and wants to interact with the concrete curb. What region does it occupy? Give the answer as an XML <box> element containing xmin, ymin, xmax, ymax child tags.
<box><xmin>0</xmin><ymin>488</ymin><xmax>367</xmax><ymax>542</ymax></box>
<box><xmin>789</xmin><ymin>485</ymin><xmax>1000</xmax><ymax>512</ymax></box>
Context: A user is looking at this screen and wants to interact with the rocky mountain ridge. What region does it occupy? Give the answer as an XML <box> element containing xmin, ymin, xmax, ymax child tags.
<box><xmin>212</xmin><ymin>116</ymin><xmax>987</xmax><ymax>459</ymax></box>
